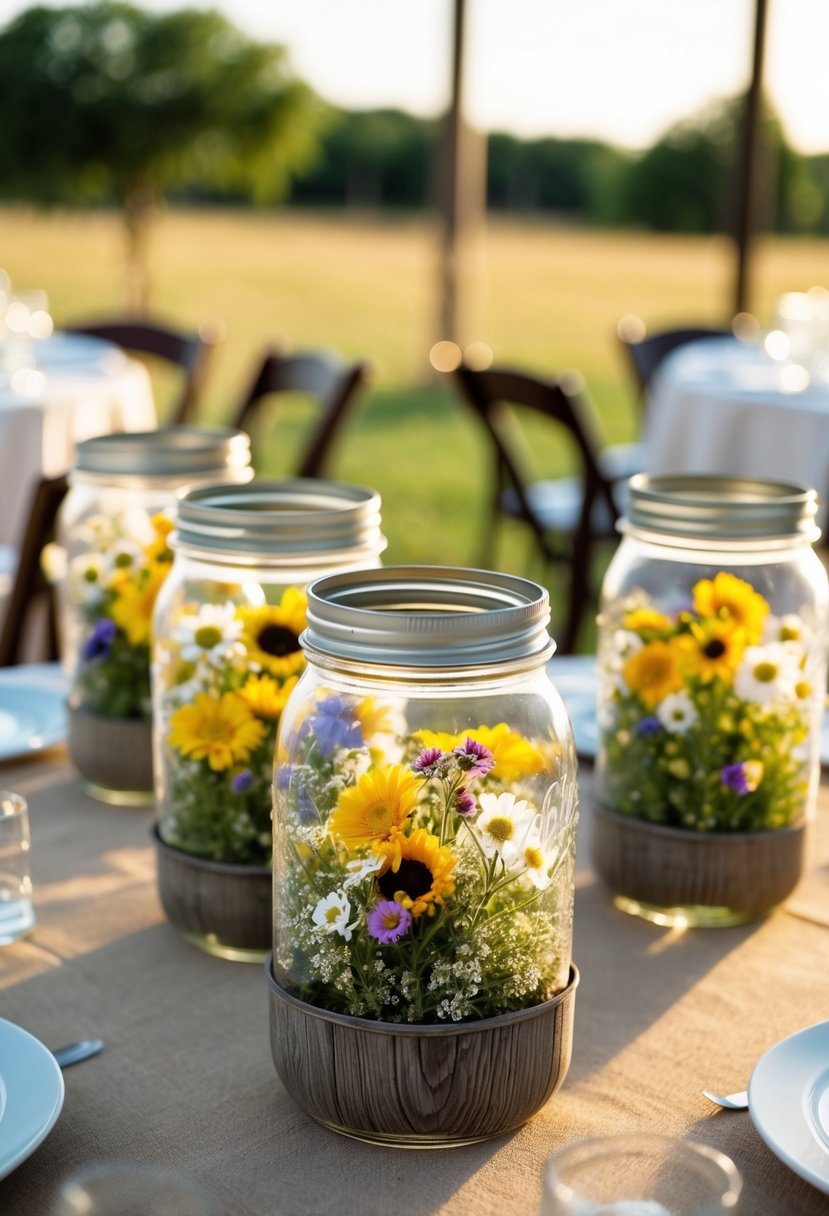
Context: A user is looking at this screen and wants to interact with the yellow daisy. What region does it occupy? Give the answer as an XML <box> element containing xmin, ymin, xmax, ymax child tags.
<box><xmin>412</xmin><ymin>723</ymin><xmax>546</xmax><ymax>781</ymax></box>
<box><xmin>168</xmin><ymin>691</ymin><xmax>266</xmax><ymax>771</ymax></box>
<box><xmin>374</xmin><ymin>828</ymin><xmax>456</xmax><ymax>918</ymax></box>
<box><xmin>239</xmin><ymin>673</ymin><xmax>298</xmax><ymax>719</ymax></box>
<box><xmin>238</xmin><ymin>587</ymin><xmax>308</xmax><ymax>678</ymax></box>
<box><xmin>623</xmin><ymin>639</ymin><xmax>684</xmax><ymax>708</ymax></box>
<box><xmin>329</xmin><ymin>764</ymin><xmax>420</xmax><ymax>853</ymax></box>
<box><xmin>692</xmin><ymin>572</ymin><xmax>769</xmax><ymax>644</ymax></box>
<box><xmin>674</xmin><ymin>618</ymin><xmax>746</xmax><ymax>683</ymax></box>
<box><xmin>109</xmin><ymin>562</ymin><xmax>168</xmax><ymax>647</ymax></box>
<box><xmin>622</xmin><ymin>608</ymin><xmax>674</xmax><ymax>636</ymax></box>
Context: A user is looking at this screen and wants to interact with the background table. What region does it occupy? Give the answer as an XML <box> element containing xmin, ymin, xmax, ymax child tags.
<box><xmin>644</xmin><ymin>336</ymin><xmax>829</xmax><ymax>529</ymax></box>
<box><xmin>1</xmin><ymin>747</ymin><xmax>828</xmax><ymax>1215</ymax></box>
<box><xmin>0</xmin><ymin>331</ymin><xmax>156</xmax><ymax>549</ymax></box>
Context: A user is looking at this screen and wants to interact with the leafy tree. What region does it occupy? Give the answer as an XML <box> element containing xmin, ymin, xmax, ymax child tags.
<box><xmin>0</xmin><ymin>2</ymin><xmax>329</xmax><ymax>308</ymax></box>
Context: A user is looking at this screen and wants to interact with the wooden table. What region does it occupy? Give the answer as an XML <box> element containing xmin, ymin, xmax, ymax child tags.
<box><xmin>2</xmin><ymin>747</ymin><xmax>828</xmax><ymax>1215</ymax></box>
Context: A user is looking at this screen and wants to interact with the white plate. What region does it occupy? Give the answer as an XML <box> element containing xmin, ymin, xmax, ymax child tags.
<box><xmin>548</xmin><ymin>655</ymin><xmax>599</xmax><ymax>759</ymax></box>
<box><xmin>0</xmin><ymin>663</ymin><xmax>68</xmax><ymax>762</ymax></box>
<box><xmin>749</xmin><ymin>1021</ymin><xmax>829</xmax><ymax>1194</ymax></box>
<box><xmin>546</xmin><ymin>655</ymin><xmax>829</xmax><ymax>766</ymax></box>
<box><xmin>0</xmin><ymin>1018</ymin><xmax>64</xmax><ymax>1180</ymax></box>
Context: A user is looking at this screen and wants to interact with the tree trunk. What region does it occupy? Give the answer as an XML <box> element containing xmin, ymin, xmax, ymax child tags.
<box><xmin>123</xmin><ymin>181</ymin><xmax>156</xmax><ymax>315</ymax></box>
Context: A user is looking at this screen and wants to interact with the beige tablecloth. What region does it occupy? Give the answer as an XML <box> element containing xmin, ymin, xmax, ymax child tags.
<box><xmin>1</xmin><ymin>748</ymin><xmax>828</xmax><ymax>1216</ymax></box>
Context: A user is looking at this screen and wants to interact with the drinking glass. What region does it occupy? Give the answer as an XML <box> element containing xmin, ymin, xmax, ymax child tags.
<box><xmin>0</xmin><ymin>791</ymin><xmax>35</xmax><ymax>944</ymax></box>
<box><xmin>541</xmin><ymin>1135</ymin><xmax>742</xmax><ymax>1215</ymax></box>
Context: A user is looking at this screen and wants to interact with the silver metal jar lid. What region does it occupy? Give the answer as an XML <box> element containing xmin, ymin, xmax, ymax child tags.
<box><xmin>302</xmin><ymin>566</ymin><xmax>554</xmax><ymax>671</ymax></box>
<box><xmin>623</xmin><ymin>473</ymin><xmax>820</xmax><ymax>543</ymax></box>
<box><xmin>74</xmin><ymin>427</ymin><xmax>251</xmax><ymax>481</ymax></box>
<box><xmin>174</xmin><ymin>479</ymin><xmax>386</xmax><ymax>565</ymax></box>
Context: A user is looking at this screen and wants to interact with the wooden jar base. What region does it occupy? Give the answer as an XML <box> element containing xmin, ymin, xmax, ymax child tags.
<box><xmin>153</xmin><ymin>826</ymin><xmax>271</xmax><ymax>962</ymax></box>
<box><xmin>266</xmin><ymin>959</ymin><xmax>579</xmax><ymax>1147</ymax></box>
<box><xmin>68</xmin><ymin>706</ymin><xmax>154</xmax><ymax>805</ymax></box>
<box><xmin>592</xmin><ymin>803</ymin><xmax>807</xmax><ymax>927</ymax></box>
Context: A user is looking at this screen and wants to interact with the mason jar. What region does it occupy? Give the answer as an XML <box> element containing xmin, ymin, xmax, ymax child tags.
<box><xmin>57</xmin><ymin>427</ymin><xmax>252</xmax><ymax>805</ymax></box>
<box><xmin>267</xmin><ymin>566</ymin><xmax>580</xmax><ymax>1146</ymax></box>
<box><xmin>594</xmin><ymin>473</ymin><xmax>829</xmax><ymax>927</ymax></box>
<box><xmin>152</xmin><ymin>478</ymin><xmax>386</xmax><ymax>961</ymax></box>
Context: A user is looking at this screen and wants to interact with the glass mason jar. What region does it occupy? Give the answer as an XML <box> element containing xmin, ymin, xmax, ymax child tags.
<box><xmin>271</xmin><ymin>566</ymin><xmax>579</xmax><ymax>1026</ymax></box>
<box><xmin>594</xmin><ymin>474</ymin><xmax>829</xmax><ymax>927</ymax></box>
<box><xmin>151</xmin><ymin>479</ymin><xmax>386</xmax><ymax>960</ymax></box>
<box><xmin>57</xmin><ymin>427</ymin><xmax>252</xmax><ymax>805</ymax></box>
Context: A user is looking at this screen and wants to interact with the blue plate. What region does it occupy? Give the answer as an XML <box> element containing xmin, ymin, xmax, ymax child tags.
<box><xmin>0</xmin><ymin>664</ymin><xmax>68</xmax><ymax>761</ymax></box>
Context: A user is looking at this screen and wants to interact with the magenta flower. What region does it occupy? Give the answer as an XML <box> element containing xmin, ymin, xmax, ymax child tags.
<box><xmin>453</xmin><ymin>737</ymin><xmax>495</xmax><ymax>778</ymax></box>
<box><xmin>455</xmin><ymin>788</ymin><xmax>476</xmax><ymax>818</ymax></box>
<box><xmin>411</xmin><ymin>746</ymin><xmax>445</xmax><ymax>776</ymax></box>
<box><xmin>367</xmin><ymin>900</ymin><xmax>412</xmax><ymax>945</ymax></box>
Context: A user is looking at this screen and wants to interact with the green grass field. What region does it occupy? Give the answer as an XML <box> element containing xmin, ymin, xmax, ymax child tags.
<box><xmin>4</xmin><ymin>206</ymin><xmax>829</xmax><ymax>643</ymax></box>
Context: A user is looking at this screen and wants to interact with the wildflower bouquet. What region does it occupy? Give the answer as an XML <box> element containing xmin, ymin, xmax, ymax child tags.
<box><xmin>65</xmin><ymin>510</ymin><xmax>175</xmax><ymax>719</ymax></box>
<box><xmin>272</xmin><ymin>693</ymin><xmax>577</xmax><ymax>1025</ymax></box>
<box><xmin>598</xmin><ymin>571</ymin><xmax>821</xmax><ymax>833</ymax></box>
<box><xmin>154</xmin><ymin>586</ymin><xmax>308</xmax><ymax>866</ymax></box>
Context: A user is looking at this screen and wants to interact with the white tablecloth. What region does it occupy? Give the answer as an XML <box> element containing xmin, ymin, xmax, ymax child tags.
<box><xmin>644</xmin><ymin>337</ymin><xmax>829</xmax><ymax>527</ymax></box>
<box><xmin>0</xmin><ymin>332</ymin><xmax>157</xmax><ymax>548</ymax></box>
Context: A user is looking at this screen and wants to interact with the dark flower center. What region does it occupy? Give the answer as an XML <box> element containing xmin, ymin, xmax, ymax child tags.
<box><xmin>379</xmin><ymin>859</ymin><xmax>433</xmax><ymax>901</ymax></box>
<box><xmin>703</xmin><ymin>639</ymin><xmax>726</xmax><ymax>659</ymax></box>
<box><xmin>257</xmin><ymin>625</ymin><xmax>299</xmax><ymax>657</ymax></box>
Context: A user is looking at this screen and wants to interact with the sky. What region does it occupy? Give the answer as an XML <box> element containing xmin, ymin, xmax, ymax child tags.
<box><xmin>1</xmin><ymin>0</ymin><xmax>827</xmax><ymax>154</ymax></box>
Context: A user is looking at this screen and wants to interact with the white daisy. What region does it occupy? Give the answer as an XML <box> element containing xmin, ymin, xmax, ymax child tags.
<box><xmin>101</xmin><ymin>537</ymin><xmax>144</xmax><ymax>580</ymax></box>
<box><xmin>342</xmin><ymin>854</ymin><xmax>384</xmax><ymax>889</ymax></box>
<box><xmin>311</xmin><ymin>891</ymin><xmax>356</xmax><ymax>941</ymax></box>
<box><xmin>174</xmin><ymin>603</ymin><xmax>244</xmax><ymax>666</ymax></box>
<box><xmin>763</xmin><ymin>612</ymin><xmax>809</xmax><ymax>648</ymax></box>
<box><xmin>656</xmin><ymin>690</ymin><xmax>698</xmax><ymax>734</ymax></box>
<box><xmin>734</xmin><ymin>643</ymin><xmax>799</xmax><ymax>706</ymax></box>
<box><xmin>75</xmin><ymin>512</ymin><xmax>119</xmax><ymax>550</ymax></box>
<box><xmin>67</xmin><ymin>553</ymin><xmax>107</xmax><ymax>607</ymax></box>
<box><xmin>514</xmin><ymin>829</ymin><xmax>557</xmax><ymax>889</ymax></box>
<box><xmin>474</xmin><ymin>791</ymin><xmax>536</xmax><ymax>860</ymax></box>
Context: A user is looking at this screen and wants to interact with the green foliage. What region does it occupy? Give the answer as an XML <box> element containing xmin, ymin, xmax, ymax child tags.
<box><xmin>0</xmin><ymin>2</ymin><xmax>328</xmax><ymax>207</ymax></box>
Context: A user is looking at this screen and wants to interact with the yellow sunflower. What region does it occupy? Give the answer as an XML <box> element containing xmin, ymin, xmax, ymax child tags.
<box><xmin>239</xmin><ymin>673</ymin><xmax>298</xmax><ymax>719</ymax></box>
<box><xmin>374</xmin><ymin>828</ymin><xmax>456</xmax><ymax>918</ymax></box>
<box><xmin>622</xmin><ymin>608</ymin><xmax>674</xmax><ymax>636</ymax></box>
<box><xmin>692</xmin><ymin>572</ymin><xmax>769</xmax><ymax>643</ymax></box>
<box><xmin>412</xmin><ymin>723</ymin><xmax>546</xmax><ymax>781</ymax></box>
<box><xmin>168</xmin><ymin>691</ymin><xmax>266</xmax><ymax>771</ymax></box>
<box><xmin>674</xmin><ymin>618</ymin><xmax>746</xmax><ymax>684</ymax></box>
<box><xmin>623</xmin><ymin>639</ymin><xmax>684</xmax><ymax>708</ymax></box>
<box><xmin>109</xmin><ymin>562</ymin><xmax>168</xmax><ymax>647</ymax></box>
<box><xmin>238</xmin><ymin>587</ymin><xmax>308</xmax><ymax>678</ymax></box>
<box><xmin>329</xmin><ymin>764</ymin><xmax>420</xmax><ymax>853</ymax></box>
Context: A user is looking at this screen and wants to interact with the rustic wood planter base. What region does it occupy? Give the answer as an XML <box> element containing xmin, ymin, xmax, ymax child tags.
<box><xmin>68</xmin><ymin>706</ymin><xmax>154</xmax><ymax>805</ymax></box>
<box><xmin>592</xmin><ymin>803</ymin><xmax>807</xmax><ymax>928</ymax></box>
<box><xmin>266</xmin><ymin>958</ymin><xmax>579</xmax><ymax>1148</ymax></box>
<box><xmin>153</xmin><ymin>826</ymin><xmax>271</xmax><ymax>962</ymax></box>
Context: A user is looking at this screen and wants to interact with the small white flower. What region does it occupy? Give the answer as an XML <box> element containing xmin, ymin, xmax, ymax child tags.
<box><xmin>311</xmin><ymin>891</ymin><xmax>356</xmax><ymax>941</ymax></box>
<box><xmin>342</xmin><ymin>855</ymin><xmax>383</xmax><ymax>889</ymax></box>
<box><xmin>515</xmin><ymin>832</ymin><xmax>557</xmax><ymax>889</ymax></box>
<box><xmin>474</xmin><ymin>791</ymin><xmax>536</xmax><ymax>860</ymax></box>
<box><xmin>763</xmin><ymin>612</ymin><xmax>808</xmax><ymax>648</ymax></box>
<box><xmin>68</xmin><ymin>553</ymin><xmax>107</xmax><ymax>606</ymax></box>
<box><xmin>611</xmin><ymin>628</ymin><xmax>644</xmax><ymax>666</ymax></box>
<box><xmin>734</xmin><ymin>643</ymin><xmax>799</xmax><ymax>706</ymax></box>
<box><xmin>656</xmin><ymin>690</ymin><xmax>699</xmax><ymax>734</ymax></box>
<box><xmin>101</xmin><ymin>538</ymin><xmax>144</xmax><ymax>580</ymax></box>
<box><xmin>174</xmin><ymin>603</ymin><xmax>243</xmax><ymax>665</ymax></box>
<box><xmin>75</xmin><ymin>512</ymin><xmax>119</xmax><ymax>550</ymax></box>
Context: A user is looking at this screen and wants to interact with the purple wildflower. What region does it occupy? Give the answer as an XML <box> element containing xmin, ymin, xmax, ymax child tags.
<box><xmin>81</xmin><ymin>618</ymin><xmax>118</xmax><ymax>662</ymax></box>
<box><xmin>412</xmin><ymin>746</ymin><xmax>444</xmax><ymax>776</ymax></box>
<box><xmin>455</xmin><ymin>788</ymin><xmax>477</xmax><ymax>818</ymax></box>
<box><xmin>311</xmin><ymin>695</ymin><xmax>363</xmax><ymax>758</ymax></box>
<box><xmin>721</xmin><ymin>761</ymin><xmax>763</xmax><ymax>796</ymax></box>
<box><xmin>636</xmin><ymin>715</ymin><xmax>663</xmax><ymax>738</ymax></box>
<box><xmin>453</xmin><ymin>737</ymin><xmax>495</xmax><ymax>778</ymax></box>
<box><xmin>367</xmin><ymin>900</ymin><xmax>412</xmax><ymax>945</ymax></box>
<box><xmin>231</xmin><ymin>769</ymin><xmax>253</xmax><ymax>794</ymax></box>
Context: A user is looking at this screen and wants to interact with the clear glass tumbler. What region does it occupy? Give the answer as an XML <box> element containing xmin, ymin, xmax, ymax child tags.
<box><xmin>541</xmin><ymin>1135</ymin><xmax>742</xmax><ymax>1215</ymax></box>
<box><xmin>0</xmin><ymin>791</ymin><xmax>35</xmax><ymax>944</ymax></box>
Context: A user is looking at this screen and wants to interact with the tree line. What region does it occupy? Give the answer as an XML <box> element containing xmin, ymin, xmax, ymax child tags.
<box><xmin>285</xmin><ymin>101</ymin><xmax>829</xmax><ymax>237</ymax></box>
